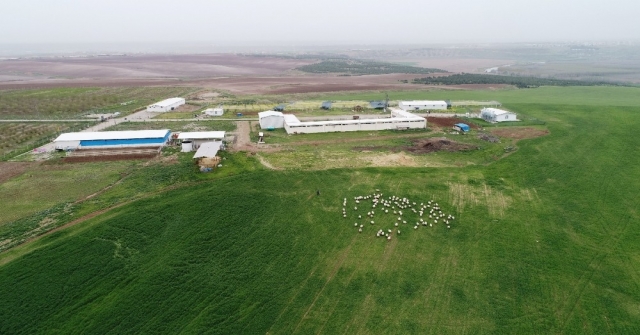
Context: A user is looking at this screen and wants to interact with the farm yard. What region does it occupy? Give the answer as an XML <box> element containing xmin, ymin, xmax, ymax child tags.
<box><xmin>0</xmin><ymin>85</ymin><xmax>640</xmax><ymax>334</ymax></box>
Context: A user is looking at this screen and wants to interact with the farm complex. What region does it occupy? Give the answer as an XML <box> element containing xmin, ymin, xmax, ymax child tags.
<box><xmin>1</xmin><ymin>52</ymin><xmax>640</xmax><ymax>335</ymax></box>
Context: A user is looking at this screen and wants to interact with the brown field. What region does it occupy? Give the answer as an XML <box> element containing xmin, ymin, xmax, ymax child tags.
<box><xmin>0</xmin><ymin>162</ymin><xmax>37</xmax><ymax>183</ymax></box>
<box><xmin>427</xmin><ymin>117</ymin><xmax>480</xmax><ymax>129</ymax></box>
<box><xmin>0</xmin><ymin>54</ymin><xmax>503</xmax><ymax>94</ymax></box>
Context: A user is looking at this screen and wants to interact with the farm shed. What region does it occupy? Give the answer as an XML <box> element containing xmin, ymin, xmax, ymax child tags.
<box><xmin>454</xmin><ymin>123</ymin><xmax>470</xmax><ymax>132</ymax></box>
<box><xmin>480</xmin><ymin>108</ymin><xmax>517</xmax><ymax>122</ymax></box>
<box><xmin>321</xmin><ymin>101</ymin><xmax>332</xmax><ymax>110</ymax></box>
<box><xmin>54</xmin><ymin>129</ymin><xmax>171</xmax><ymax>150</ymax></box>
<box><xmin>370</xmin><ymin>101</ymin><xmax>387</xmax><ymax>109</ymax></box>
<box><xmin>146</xmin><ymin>97</ymin><xmax>186</xmax><ymax>112</ymax></box>
<box><xmin>203</xmin><ymin>108</ymin><xmax>224</xmax><ymax>116</ymax></box>
<box><xmin>177</xmin><ymin>131</ymin><xmax>226</xmax><ymax>148</ymax></box>
<box><xmin>193</xmin><ymin>141</ymin><xmax>223</xmax><ymax>159</ymax></box>
<box><xmin>259</xmin><ymin>111</ymin><xmax>285</xmax><ymax>129</ymax></box>
<box><xmin>398</xmin><ymin>100</ymin><xmax>449</xmax><ymax>111</ymax></box>
<box><xmin>283</xmin><ymin>108</ymin><xmax>425</xmax><ymax>134</ymax></box>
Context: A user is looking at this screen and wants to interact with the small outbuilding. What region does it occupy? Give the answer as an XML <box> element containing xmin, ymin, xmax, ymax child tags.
<box><xmin>453</xmin><ymin>123</ymin><xmax>470</xmax><ymax>132</ymax></box>
<box><xmin>370</xmin><ymin>101</ymin><xmax>387</xmax><ymax>109</ymax></box>
<box><xmin>480</xmin><ymin>108</ymin><xmax>517</xmax><ymax>123</ymax></box>
<box><xmin>146</xmin><ymin>98</ymin><xmax>185</xmax><ymax>112</ymax></box>
<box><xmin>321</xmin><ymin>101</ymin><xmax>332</xmax><ymax>110</ymax></box>
<box><xmin>193</xmin><ymin>142</ymin><xmax>223</xmax><ymax>171</ymax></box>
<box><xmin>203</xmin><ymin>108</ymin><xmax>224</xmax><ymax>116</ymax></box>
<box><xmin>258</xmin><ymin>111</ymin><xmax>285</xmax><ymax>129</ymax></box>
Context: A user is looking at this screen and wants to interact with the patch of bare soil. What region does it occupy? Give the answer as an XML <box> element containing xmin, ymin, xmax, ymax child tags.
<box><xmin>427</xmin><ymin>117</ymin><xmax>479</xmax><ymax>129</ymax></box>
<box><xmin>490</xmin><ymin>127</ymin><xmax>549</xmax><ymax>140</ymax></box>
<box><xmin>406</xmin><ymin>137</ymin><xmax>477</xmax><ymax>154</ymax></box>
<box><xmin>0</xmin><ymin>162</ymin><xmax>38</xmax><ymax>183</ymax></box>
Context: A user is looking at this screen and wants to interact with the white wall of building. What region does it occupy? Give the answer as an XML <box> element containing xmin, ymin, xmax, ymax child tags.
<box><xmin>204</xmin><ymin>108</ymin><xmax>223</xmax><ymax>116</ymax></box>
<box><xmin>398</xmin><ymin>100</ymin><xmax>448</xmax><ymax>111</ymax></box>
<box><xmin>258</xmin><ymin>111</ymin><xmax>285</xmax><ymax>129</ymax></box>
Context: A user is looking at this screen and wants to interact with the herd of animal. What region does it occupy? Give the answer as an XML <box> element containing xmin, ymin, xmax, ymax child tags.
<box><xmin>342</xmin><ymin>190</ymin><xmax>456</xmax><ymax>241</ymax></box>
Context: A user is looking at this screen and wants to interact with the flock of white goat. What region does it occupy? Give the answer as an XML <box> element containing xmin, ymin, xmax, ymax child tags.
<box><xmin>342</xmin><ymin>190</ymin><xmax>456</xmax><ymax>241</ymax></box>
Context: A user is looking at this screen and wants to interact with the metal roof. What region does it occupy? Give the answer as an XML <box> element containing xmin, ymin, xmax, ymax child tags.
<box><xmin>149</xmin><ymin>97</ymin><xmax>184</xmax><ymax>107</ymax></box>
<box><xmin>177</xmin><ymin>131</ymin><xmax>226</xmax><ymax>140</ymax></box>
<box><xmin>482</xmin><ymin>108</ymin><xmax>514</xmax><ymax>116</ymax></box>
<box><xmin>258</xmin><ymin>111</ymin><xmax>284</xmax><ymax>118</ymax></box>
<box><xmin>283</xmin><ymin>114</ymin><xmax>300</xmax><ymax>124</ymax></box>
<box><xmin>54</xmin><ymin>129</ymin><xmax>170</xmax><ymax>142</ymax></box>
<box><xmin>400</xmin><ymin>100</ymin><xmax>448</xmax><ymax>106</ymax></box>
<box><xmin>193</xmin><ymin>141</ymin><xmax>222</xmax><ymax>159</ymax></box>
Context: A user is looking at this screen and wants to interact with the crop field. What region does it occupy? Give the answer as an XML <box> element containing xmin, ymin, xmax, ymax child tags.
<box><xmin>0</xmin><ymin>122</ymin><xmax>93</xmax><ymax>160</ymax></box>
<box><xmin>0</xmin><ymin>87</ymin><xmax>199</xmax><ymax>119</ymax></box>
<box><xmin>1</xmin><ymin>86</ymin><xmax>640</xmax><ymax>333</ymax></box>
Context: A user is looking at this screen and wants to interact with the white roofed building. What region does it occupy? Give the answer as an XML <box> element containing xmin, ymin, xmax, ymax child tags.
<box><xmin>480</xmin><ymin>108</ymin><xmax>517</xmax><ymax>122</ymax></box>
<box><xmin>147</xmin><ymin>98</ymin><xmax>186</xmax><ymax>112</ymax></box>
<box><xmin>398</xmin><ymin>100</ymin><xmax>448</xmax><ymax>111</ymax></box>
<box><xmin>283</xmin><ymin>108</ymin><xmax>426</xmax><ymax>134</ymax></box>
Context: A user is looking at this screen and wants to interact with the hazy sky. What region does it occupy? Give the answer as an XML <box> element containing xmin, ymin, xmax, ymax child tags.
<box><xmin>2</xmin><ymin>0</ymin><xmax>639</xmax><ymax>45</ymax></box>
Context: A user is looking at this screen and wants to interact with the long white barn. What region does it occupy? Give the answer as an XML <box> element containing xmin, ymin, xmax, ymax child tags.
<box><xmin>398</xmin><ymin>100</ymin><xmax>448</xmax><ymax>111</ymax></box>
<box><xmin>147</xmin><ymin>98</ymin><xmax>185</xmax><ymax>112</ymax></box>
<box><xmin>283</xmin><ymin>108</ymin><xmax>426</xmax><ymax>134</ymax></box>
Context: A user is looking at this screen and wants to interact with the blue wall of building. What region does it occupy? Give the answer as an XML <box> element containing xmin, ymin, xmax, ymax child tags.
<box><xmin>80</xmin><ymin>131</ymin><xmax>170</xmax><ymax>147</ymax></box>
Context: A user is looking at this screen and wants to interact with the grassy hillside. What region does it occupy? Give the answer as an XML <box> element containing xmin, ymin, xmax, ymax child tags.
<box><xmin>1</xmin><ymin>87</ymin><xmax>640</xmax><ymax>333</ymax></box>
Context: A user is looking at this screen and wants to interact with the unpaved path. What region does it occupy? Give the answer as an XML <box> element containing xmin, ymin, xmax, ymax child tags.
<box><xmin>230</xmin><ymin>121</ymin><xmax>252</xmax><ymax>152</ymax></box>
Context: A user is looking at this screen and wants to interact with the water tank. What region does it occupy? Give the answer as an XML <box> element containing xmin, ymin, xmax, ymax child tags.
<box><xmin>181</xmin><ymin>140</ymin><xmax>193</xmax><ymax>152</ymax></box>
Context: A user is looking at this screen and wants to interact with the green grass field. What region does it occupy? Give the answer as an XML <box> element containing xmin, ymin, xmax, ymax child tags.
<box><xmin>1</xmin><ymin>86</ymin><xmax>640</xmax><ymax>333</ymax></box>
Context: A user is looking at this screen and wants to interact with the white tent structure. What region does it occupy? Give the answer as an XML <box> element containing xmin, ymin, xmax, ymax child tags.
<box><xmin>258</xmin><ymin>111</ymin><xmax>285</xmax><ymax>129</ymax></box>
<box><xmin>480</xmin><ymin>108</ymin><xmax>517</xmax><ymax>122</ymax></box>
<box><xmin>146</xmin><ymin>98</ymin><xmax>185</xmax><ymax>112</ymax></box>
<box><xmin>398</xmin><ymin>100</ymin><xmax>448</xmax><ymax>111</ymax></box>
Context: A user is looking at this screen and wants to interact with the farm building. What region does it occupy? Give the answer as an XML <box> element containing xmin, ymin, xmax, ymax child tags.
<box><xmin>398</xmin><ymin>100</ymin><xmax>449</xmax><ymax>111</ymax></box>
<box><xmin>54</xmin><ymin>129</ymin><xmax>171</xmax><ymax>150</ymax></box>
<box><xmin>283</xmin><ymin>108</ymin><xmax>425</xmax><ymax>134</ymax></box>
<box><xmin>370</xmin><ymin>101</ymin><xmax>388</xmax><ymax>109</ymax></box>
<box><xmin>259</xmin><ymin>111</ymin><xmax>285</xmax><ymax>129</ymax></box>
<box><xmin>480</xmin><ymin>108</ymin><xmax>517</xmax><ymax>122</ymax></box>
<box><xmin>321</xmin><ymin>101</ymin><xmax>332</xmax><ymax>110</ymax></box>
<box><xmin>203</xmin><ymin>107</ymin><xmax>223</xmax><ymax>116</ymax></box>
<box><xmin>453</xmin><ymin>123</ymin><xmax>470</xmax><ymax>132</ymax></box>
<box><xmin>146</xmin><ymin>98</ymin><xmax>186</xmax><ymax>112</ymax></box>
<box><xmin>193</xmin><ymin>141</ymin><xmax>223</xmax><ymax>159</ymax></box>
<box><xmin>177</xmin><ymin>131</ymin><xmax>226</xmax><ymax>148</ymax></box>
